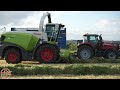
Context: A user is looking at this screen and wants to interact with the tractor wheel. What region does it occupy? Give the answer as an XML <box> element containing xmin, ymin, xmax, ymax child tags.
<box><xmin>35</xmin><ymin>44</ymin><xmax>60</xmax><ymax>63</ymax></box>
<box><xmin>4</xmin><ymin>48</ymin><xmax>21</xmax><ymax>64</ymax></box>
<box><xmin>104</xmin><ymin>50</ymin><xmax>118</xmax><ymax>59</ymax></box>
<box><xmin>77</xmin><ymin>45</ymin><xmax>94</xmax><ymax>60</ymax></box>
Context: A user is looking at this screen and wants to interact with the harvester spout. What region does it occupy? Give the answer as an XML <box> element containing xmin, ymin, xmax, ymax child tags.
<box><xmin>0</xmin><ymin>27</ymin><xmax>6</xmax><ymax>36</ymax></box>
<box><xmin>39</xmin><ymin>12</ymin><xmax>51</xmax><ymax>32</ymax></box>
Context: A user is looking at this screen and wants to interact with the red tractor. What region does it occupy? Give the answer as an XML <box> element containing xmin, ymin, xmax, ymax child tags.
<box><xmin>77</xmin><ymin>34</ymin><xmax>119</xmax><ymax>60</ymax></box>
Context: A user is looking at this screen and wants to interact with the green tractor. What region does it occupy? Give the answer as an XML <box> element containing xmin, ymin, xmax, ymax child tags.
<box><xmin>0</xmin><ymin>12</ymin><xmax>70</xmax><ymax>64</ymax></box>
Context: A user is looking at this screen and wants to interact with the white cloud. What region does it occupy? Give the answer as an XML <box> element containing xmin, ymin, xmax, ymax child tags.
<box><xmin>0</xmin><ymin>11</ymin><xmax>120</xmax><ymax>41</ymax></box>
<box><xmin>0</xmin><ymin>11</ymin><xmax>68</xmax><ymax>36</ymax></box>
<box><xmin>0</xmin><ymin>11</ymin><xmax>34</xmax><ymax>25</ymax></box>
<box><xmin>82</xmin><ymin>19</ymin><xmax>120</xmax><ymax>41</ymax></box>
<box><xmin>18</xmin><ymin>12</ymin><xmax>41</xmax><ymax>28</ymax></box>
<box><xmin>95</xmin><ymin>19</ymin><xmax>120</xmax><ymax>29</ymax></box>
<box><xmin>16</xmin><ymin>11</ymin><xmax>66</xmax><ymax>28</ymax></box>
<box><xmin>66</xmin><ymin>18</ymin><xmax>120</xmax><ymax>40</ymax></box>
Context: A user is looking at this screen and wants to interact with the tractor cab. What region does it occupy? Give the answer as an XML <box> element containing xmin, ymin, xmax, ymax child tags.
<box><xmin>83</xmin><ymin>34</ymin><xmax>102</xmax><ymax>46</ymax></box>
<box><xmin>82</xmin><ymin>33</ymin><xmax>119</xmax><ymax>51</ymax></box>
<box><xmin>82</xmin><ymin>33</ymin><xmax>104</xmax><ymax>50</ymax></box>
<box><xmin>44</xmin><ymin>23</ymin><xmax>65</xmax><ymax>42</ymax></box>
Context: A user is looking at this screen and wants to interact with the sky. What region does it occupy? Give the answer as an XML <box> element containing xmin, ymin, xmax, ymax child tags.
<box><xmin>0</xmin><ymin>11</ymin><xmax>120</xmax><ymax>41</ymax></box>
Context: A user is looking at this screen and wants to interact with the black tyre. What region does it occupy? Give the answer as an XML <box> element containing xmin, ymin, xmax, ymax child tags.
<box><xmin>104</xmin><ymin>50</ymin><xmax>118</xmax><ymax>59</ymax></box>
<box><xmin>35</xmin><ymin>44</ymin><xmax>60</xmax><ymax>63</ymax></box>
<box><xmin>4</xmin><ymin>48</ymin><xmax>21</xmax><ymax>64</ymax></box>
<box><xmin>77</xmin><ymin>45</ymin><xmax>94</xmax><ymax>60</ymax></box>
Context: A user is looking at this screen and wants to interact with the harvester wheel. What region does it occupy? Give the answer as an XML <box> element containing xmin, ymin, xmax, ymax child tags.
<box><xmin>4</xmin><ymin>48</ymin><xmax>21</xmax><ymax>64</ymax></box>
<box><xmin>104</xmin><ymin>50</ymin><xmax>118</xmax><ymax>59</ymax></box>
<box><xmin>36</xmin><ymin>44</ymin><xmax>60</xmax><ymax>63</ymax></box>
<box><xmin>77</xmin><ymin>45</ymin><xmax>94</xmax><ymax>60</ymax></box>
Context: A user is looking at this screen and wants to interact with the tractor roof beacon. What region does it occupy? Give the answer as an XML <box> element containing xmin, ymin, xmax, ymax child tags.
<box><xmin>0</xmin><ymin>12</ymin><xmax>66</xmax><ymax>64</ymax></box>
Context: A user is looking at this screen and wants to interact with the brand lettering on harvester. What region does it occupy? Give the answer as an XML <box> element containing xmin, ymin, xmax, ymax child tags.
<box><xmin>0</xmin><ymin>68</ymin><xmax>12</xmax><ymax>79</ymax></box>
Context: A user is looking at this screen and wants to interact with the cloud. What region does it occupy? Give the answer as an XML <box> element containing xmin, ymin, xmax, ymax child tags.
<box><xmin>0</xmin><ymin>11</ymin><xmax>67</xmax><ymax>34</ymax></box>
<box><xmin>94</xmin><ymin>19</ymin><xmax>120</xmax><ymax>34</ymax></box>
<box><xmin>0</xmin><ymin>11</ymin><xmax>120</xmax><ymax>41</ymax></box>
<box><xmin>16</xmin><ymin>11</ymin><xmax>66</xmax><ymax>28</ymax></box>
<box><xmin>0</xmin><ymin>11</ymin><xmax>34</xmax><ymax>25</ymax></box>
<box><xmin>95</xmin><ymin>19</ymin><xmax>120</xmax><ymax>28</ymax></box>
<box><xmin>66</xmin><ymin>18</ymin><xmax>120</xmax><ymax>41</ymax></box>
<box><xmin>82</xmin><ymin>19</ymin><xmax>120</xmax><ymax>41</ymax></box>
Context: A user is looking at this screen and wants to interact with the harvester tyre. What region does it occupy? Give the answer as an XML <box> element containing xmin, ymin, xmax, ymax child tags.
<box><xmin>77</xmin><ymin>45</ymin><xmax>94</xmax><ymax>60</ymax></box>
<box><xmin>36</xmin><ymin>44</ymin><xmax>60</xmax><ymax>63</ymax></box>
<box><xmin>4</xmin><ymin>48</ymin><xmax>21</xmax><ymax>64</ymax></box>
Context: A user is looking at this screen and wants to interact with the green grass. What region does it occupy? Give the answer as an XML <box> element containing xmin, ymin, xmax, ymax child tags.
<box><xmin>1</xmin><ymin>59</ymin><xmax>120</xmax><ymax>79</ymax></box>
<box><xmin>1</xmin><ymin>60</ymin><xmax>120</xmax><ymax>76</ymax></box>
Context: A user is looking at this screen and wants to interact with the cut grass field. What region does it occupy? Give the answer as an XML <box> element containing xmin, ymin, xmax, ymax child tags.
<box><xmin>1</xmin><ymin>58</ymin><xmax>120</xmax><ymax>79</ymax></box>
<box><xmin>3</xmin><ymin>75</ymin><xmax>120</xmax><ymax>79</ymax></box>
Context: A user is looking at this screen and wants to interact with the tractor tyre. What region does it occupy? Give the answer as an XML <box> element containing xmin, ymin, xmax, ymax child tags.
<box><xmin>77</xmin><ymin>45</ymin><xmax>94</xmax><ymax>60</ymax></box>
<box><xmin>35</xmin><ymin>44</ymin><xmax>60</xmax><ymax>63</ymax></box>
<box><xmin>4</xmin><ymin>48</ymin><xmax>21</xmax><ymax>64</ymax></box>
<box><xmin>104</xmin><ymin>50</ymin><xmax>118</xmax><ymax>59</ymax></box>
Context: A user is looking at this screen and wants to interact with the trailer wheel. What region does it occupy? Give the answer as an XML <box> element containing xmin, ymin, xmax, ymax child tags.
<box><xmin>77</xmin><ymin>45</ymin><xmax>94</xmax><ymax>60</ymax></box>
<box><xmin>36</xmin><ymin>44</ymin><xmax>60</xmax><ymax>63</ymax></box>
<box><xmin>104</xmin><ymin>50</ymin><xmax>118</xmax><ymax>59</ymax></box>
<box><xmin>4</xmin><ymin>48</ymin><xmax>21</xmax><ymax>64</ymax></box>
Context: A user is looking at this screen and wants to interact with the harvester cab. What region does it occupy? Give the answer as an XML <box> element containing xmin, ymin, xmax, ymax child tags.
<box><xmin>39</xmin><ymin>12</ymin><xmax>65</xmax><ymax>44</ymax></box>
<box><xmin>44</xmin><ymin>23</ymin><xmax>65</xmax><ymax>43</ymax></box>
